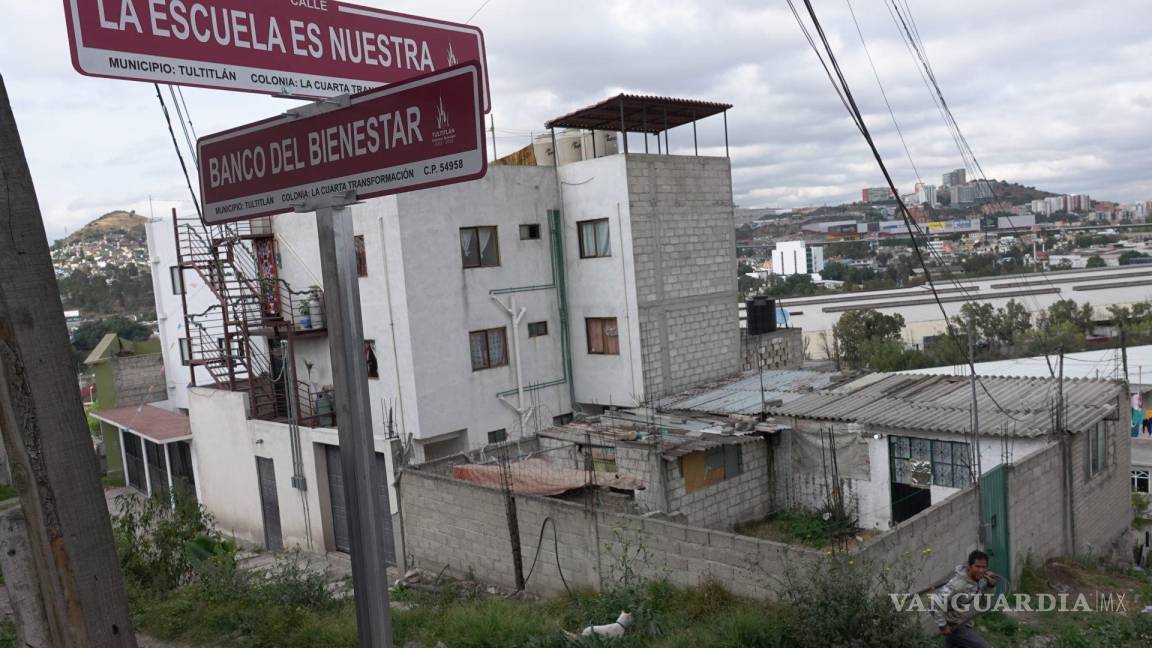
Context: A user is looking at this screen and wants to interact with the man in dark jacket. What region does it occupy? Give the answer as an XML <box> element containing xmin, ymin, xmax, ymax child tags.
<box><xmin>929</xmin><ymin>550</ymin><xmax>998</xmax><ymax>647</ymax></box>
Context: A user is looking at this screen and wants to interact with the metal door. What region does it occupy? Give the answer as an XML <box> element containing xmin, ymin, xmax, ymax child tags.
<box><xmin>980</xmin><ymin>465</ymin><xmax>1010</xmax><ymax>594</ymax></box>
<box><xmin>325</xmin><ymin>445</ymin><xmax>395</xmax><ymax>563</ymax></box>
<box><xmin>256</xmin><ymin>457</ymin><xmax>283</xmax><ymax>550</ymax></box>
<box><xmin>325</xmin><ymin>445</ymin><xmax>351</xmax><ymax>553</ymax></box>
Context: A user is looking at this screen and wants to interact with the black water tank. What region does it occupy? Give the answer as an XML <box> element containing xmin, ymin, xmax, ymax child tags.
<box><xmin>746</xmin><ymin>297</ymin><xmax>777</xmax><ymax>335</ymax></box>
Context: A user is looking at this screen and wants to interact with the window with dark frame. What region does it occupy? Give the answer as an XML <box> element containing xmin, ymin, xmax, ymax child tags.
<box><xmin>519</xmin><ymin>224</ymin><xmax>541</xmax><ymax>240</ymax></box>
<box><xmin>1132</xmin><ymin>469</ymin><xmax>1150</xmax><ymax>494</ymax></box>
<box><xmin>170</xmin><ymin>266</ymin><xmax>184</xmax><ymax>295</ymax></box>
<box><xmin>487</xmin><ymin>429</ymin><xmax>507</xmax><ymax>444</ymax></box>
<box><xmin>354</xmin><ymin>235</ymin><xmax>368</xmax><ymax>277</ymax></box>
<box><xmin>178</xmin><ymin>338</ymin><xmax>191</xmax><ymax>365</ymax></box>
<box><xmin>460</xmin><ymin>226</ymin><xmax>500</xmax><ymax>268</ymax></box>
<box><xmin>889</xmin><ymin>435</ymin><xmax>971</xmax><ymax>489</ymax></box>
<box><xmin>365</xmin><ymin>340</ymin><xmax>379</xmax><ymax>379</ymax></box>
<box><xmin>469</xmin><ymin>327</ymin><xmax>508</xmax><ymax>371</ymax></box>
<box><xmin>585</xmin><ymin>317</ymin><xmax>619</xmax><ymax>355</ymax></box>
<box><xmin>578</xmin><ymin>218</ymin><xmax>611</xmax><ymax>258</ymax></box>
<box><xmin>528</xmin><ymin>321</ymin><xmax>549</xmax><ymax>337</ymax></box>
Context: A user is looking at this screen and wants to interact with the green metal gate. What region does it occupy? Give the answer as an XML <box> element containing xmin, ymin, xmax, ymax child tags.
<box><xmin>980</xmin><ymin>465</ymin><xmax>1011</xmax><ymax>594</ymax></box>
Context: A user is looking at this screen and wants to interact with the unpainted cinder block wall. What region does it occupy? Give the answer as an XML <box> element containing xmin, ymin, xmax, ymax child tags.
<box><xmin>400</xmin><ymin>466</ymin><xmax>819</xmax><ymax>600</ymax></box>
<box><xmin>627</xmin><ymin>155</ymin><xmax>741</xmax><ymax>398</ymax></box>
<box><xmin>740</xmin><ymin>328</ymin><xmax>804</xmax><ymax>371</ymax></box>
<box><xmin>112</xmin><ymin>353</ymin><xmax>166</xmax><ymax>407</ymax></box>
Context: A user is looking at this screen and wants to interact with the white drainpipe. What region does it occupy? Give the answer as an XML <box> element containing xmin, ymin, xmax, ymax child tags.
<box><xmin>492</xmin><ymin>295</ymin><xmax>530</xmax><ymax>433</ymax></box>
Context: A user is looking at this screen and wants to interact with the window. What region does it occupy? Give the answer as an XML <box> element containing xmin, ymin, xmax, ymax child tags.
<box><xmin>460</xmin><ymin>226</ymin><xmax>500</xmax><ymax>268</ymax></box>
<box><xmin>553</xmin><ymin>413</ymin><xmax>574</xmax><ymax>426</ymax></box>
<box><xmin>1132</xmin><ymin>469</ymin><xmax>1150</xmax><ymax>494</ymax></box>
<box><xmin>178</xmin><ymin>338</ymin><xmax>191</xmax><ymax>365</ymax></box>
<box><xmin>487</xmin><ymin>429</ymin><xmax>508</xmax><ymax>444</ymax></box>
<box><xmin>365</xmin><ymin>340</ymin><xmax>379</xmax><ymax>379</ymax></box>
<box><xmin>519</xmin><ymin>224</ymin><xmax>541</xmax><ymax>240</ymax></box>
<box><xmin>586</xmin><ymin>317</ymin><xmax>619</xmax><ymax>355</ymax></box>
<box><xmin>890</xmin><ymin>436</ymin><xmax>971</xmax><ymax>489</ymax></box>
<box><xmin>578</xmin><ymin>219</ymin><xmax>611</xmax><ymax>258</ymax></box>
<box><xmin>353</xmin><ymin>235</ymin><xmax>368</xmax><ymax>277</ymax></box>
<box><xmin>170</xmin><ymin>266</ymin><xmax>184</xmax><ymax>295</ymax></box>
<box><xmin>469</xmin><ymin>327</ymin><xmax>508</xmax><ymax>371</ymax></box>
<box><xmin>682</xmin><ymin>445</ymin><xmax>742</xmax><ymax>493</ymax></box>
<box><xmin>1088</xmin><ymin>422</ymin><xmax>1108</xmax><ymax>478</ymax></box>
<box><xmin>528</xmin><ymin>321</ymin><xmax>549</xmax><ymax>337</ymax></box>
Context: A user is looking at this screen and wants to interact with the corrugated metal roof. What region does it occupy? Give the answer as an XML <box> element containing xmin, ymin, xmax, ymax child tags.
<box><xmin>545</xmin><ymin>94</ymin><xmax>732</xmax><ymax>133</ymax></box>
<box><xmin>768</xmin><ymin>374</ymin><xmax>1121</xmax><ymax>438</ymax></box>
<box><xmin>657</xmin><ymin>370</ymin><xmax>847</xmax><ymax>416</ymax></box>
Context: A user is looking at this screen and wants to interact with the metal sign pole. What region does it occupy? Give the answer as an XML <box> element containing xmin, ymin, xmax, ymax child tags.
<box><xmin>315</xmin><ymin>201</ymin><xmax>394</xmax><ymax>648</ymax></box>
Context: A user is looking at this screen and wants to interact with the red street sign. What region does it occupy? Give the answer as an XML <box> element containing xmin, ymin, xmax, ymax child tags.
<box><xmin>62</xmin><ymin>0</ymin><xmax>490</xmax><ymax>111</ymax></box>
<box><xmin>197</xmin><ymin>62</ymin><xmax>486</xmax><ymax>224</ymax></box>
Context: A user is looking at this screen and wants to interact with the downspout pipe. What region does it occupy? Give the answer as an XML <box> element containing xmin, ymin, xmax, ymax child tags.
<box><xmin>548</xmin><ymin>207</ymin><xmax>576</xmax><ymax>410</ymax></box>
<box><xmin>491</xmin><ymin>295</ymin><xmax>528</xmax><ymax>434</ymax></box>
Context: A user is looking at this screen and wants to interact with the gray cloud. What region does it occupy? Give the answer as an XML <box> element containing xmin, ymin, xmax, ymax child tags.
<box><xmin>3</xmin><ymin>0</ymin><xmax>1150</xmax><ymax>241</ymax></box>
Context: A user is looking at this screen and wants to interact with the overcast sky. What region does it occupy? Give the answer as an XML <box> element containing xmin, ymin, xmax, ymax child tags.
<box><xmin>3</xmin><ymin>0</ymin><xmax>1151</xmax><ymax>241</ymax></box>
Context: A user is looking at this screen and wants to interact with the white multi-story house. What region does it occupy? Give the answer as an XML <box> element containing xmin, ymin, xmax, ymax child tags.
<box><xmin>147</xmin><ymin>95</ymin><xmax>742</xmax><ymax>554</ymax></box>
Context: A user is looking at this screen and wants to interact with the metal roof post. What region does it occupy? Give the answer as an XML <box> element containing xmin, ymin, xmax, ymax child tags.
<box><xmin>619</xmin><ymin>97</ymin><xmax>629</xmax><ymax>154</ymax></box>
<box><xmin>724</xmin><ymin>109</ymin><xmax>730</xmax><ymax>158</ymax></box>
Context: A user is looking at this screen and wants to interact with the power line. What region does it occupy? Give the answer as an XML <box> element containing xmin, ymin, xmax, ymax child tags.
<box><xmin>154</xmin><ymin>84</ymin><xmax>201</xmax><ymax>220</ymax></box>
<box><xmin>845</xmin><ymin>0</ymin><xmax>921</xmax><ymax>183</ymax></box>
<box><xmin>880</xmin><ymin>0</ymin><xmax>1062</xmax><ymax>373</ymax></box>
<box><xmin>465</xmin><ymin>0</ymin><xmax>494</xmax><ymax>24</ymax></box>
<box><xmin>788</xmin><ymin>0</ymin><xmax>1030</xmax><ymax>423</ymax></box>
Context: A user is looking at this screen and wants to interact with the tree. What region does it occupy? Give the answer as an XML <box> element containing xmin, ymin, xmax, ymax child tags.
<box><xmin>1086</xmin><ymin>255</ymin><xmax>1106</xmax><ymax>268</ymax></box>
<box><xmin>1119</xmin><ymin>250</ymin><xmax>1150</xmax><ymax>266</ymax></box>
<box><xmin>71</xmin><ymin>317</ymin><xmax>151</xmax><ymax>352</ymax></box>
<box><xmin>992</xmin><ymin>299</ymin><xmax>1032</xmax><ymax>347</ymax></box>
<box><xmin>833</xmin><ymin>309</ymin><xmax>905</xmax><ymax>370</ymax></box>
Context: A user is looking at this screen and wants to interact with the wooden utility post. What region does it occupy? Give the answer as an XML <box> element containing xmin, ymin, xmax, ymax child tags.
<box><xmin>0</xmin><ymin>74</ymin><xmax>137</xmax><ymax>646</ymax></box>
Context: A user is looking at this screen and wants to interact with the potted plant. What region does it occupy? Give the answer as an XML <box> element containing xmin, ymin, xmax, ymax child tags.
<box><xmin>297</xmin><ymin>300</ymin><xmax>312</xmax><ymax>330</ymax></box>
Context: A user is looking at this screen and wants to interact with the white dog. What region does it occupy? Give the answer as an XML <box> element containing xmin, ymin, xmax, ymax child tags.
<box><xmin>563</xmin><ymin>611</ymin><xmax>634</xmax><ymax>641</ymax></box>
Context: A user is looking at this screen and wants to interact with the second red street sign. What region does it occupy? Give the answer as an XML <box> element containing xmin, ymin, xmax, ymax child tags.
<box><xmin>197</xmin><ymin>62</ymin><xmax>487</xmax><ymax>224</ymax></box>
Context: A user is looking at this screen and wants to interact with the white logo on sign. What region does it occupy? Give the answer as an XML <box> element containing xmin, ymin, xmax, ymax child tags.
<box><xmin>447</xmin><ymin>44</ymin><xmax>458</xmax><ymax>67</ymax></box>
<box><xmin>437</xmin><ymin>98</ymin><xmax>450</xmax><ymax>130</ymax></box>
<box><xmin>432</xmin><ymin>97</ymin><xmax>457</xmax><ymax>146</ymax></box>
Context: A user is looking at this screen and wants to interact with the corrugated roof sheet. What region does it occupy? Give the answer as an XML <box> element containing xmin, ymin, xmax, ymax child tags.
<box><xmin>656</xmin><ymin>369</ymin><xmax>847</xmax><ymax>416</ymax></box>
<box><xmin>545</xmin><ymin>94</ymin><xmax>732</xmax><ymax>133</ymax></box>
<box><xmin>92</xmin><ymin>404</ymin><xmax>191</xmax><ymax>443</ymax></box>
<box><xmin>768</xmin><ymin>374</ymin><xmax>1121</xmax><ymax>438</ymax></box>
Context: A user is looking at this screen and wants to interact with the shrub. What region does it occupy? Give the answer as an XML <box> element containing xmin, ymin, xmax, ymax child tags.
<box><xmin>114</xmin><ymin>486</ymin><xmax>220</xmax><ymax>592</ymax></box>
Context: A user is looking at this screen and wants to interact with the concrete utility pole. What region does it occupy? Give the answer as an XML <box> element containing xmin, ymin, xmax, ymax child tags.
<box><xmin>0</xmin><ymin>74</ymin><xmax>137</xmax><ymax>646</ymax></box>
<box><xmin>316</xmin><ymin>204</ymin><xmax>394</xmax><ymax>647</ymax></box>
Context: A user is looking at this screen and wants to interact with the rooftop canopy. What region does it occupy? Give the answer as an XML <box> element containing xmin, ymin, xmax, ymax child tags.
<box><xmin>545</xmin><ymin>94</ymin><xmax>732</xmax><ymax>134</ymax></box>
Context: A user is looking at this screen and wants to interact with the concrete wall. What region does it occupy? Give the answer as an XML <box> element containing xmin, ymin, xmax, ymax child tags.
<box><xmin>740</xmin><ymin>328</ymin><xmax>804</xmax><ymax>371</ymax></box>
<box><xmin>662</xmin><ymin>440</ymin><xmax>773</xmax><ymax>530</ymax></box>
<box><xmin>626</xmin><ymin>155</ymin><xmax>740</xmax><ymax>397</ymax></box>
<box><xmin>111</xmin><ymin>353</ymin><xmax>166</xmax><ymax>407</ymax></box>
<box><xmin>857</xmin><ymin>487</ymin><xmax>982</xmax><ymax>593</ymax></box>
<box><xmin>400</xmin><ymin>466</ymin><xmax>820</xmax><ymax>599</ymax></box>
<box><xmin>558</xmin><ymin>155</ymin><xmax>645</xmax><ymax>407</ymax></box>
<box><xmin>188</xmin><ymin>387</ymin><xmax>401</xmax><ymax>553</ymax></box>
<box><xmin>268</xmin><ymin>166</ymin><xmax>571</xmax><ymax>457</ymax></box>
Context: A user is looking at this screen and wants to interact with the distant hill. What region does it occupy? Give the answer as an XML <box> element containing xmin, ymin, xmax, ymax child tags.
<box><xmin>61</xmin><ymin>210</ymin><xmax>147</xmax><ymax>245</ymax></box>
<box><xmin>52</xmin><ymin>211</ymin><xmax>154</xmax><ymax>320</ymax></box>
<box><xmin>981</xmin><ymin>180</ymin><xmax>1058</xmax><ymax>205</ymax></box>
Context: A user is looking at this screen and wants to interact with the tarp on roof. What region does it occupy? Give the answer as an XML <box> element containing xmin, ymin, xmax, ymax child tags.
<box><xmin>452</xmin><ymin>459</ymin><xmax>645</xmax><ymax>497</ymax></box>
